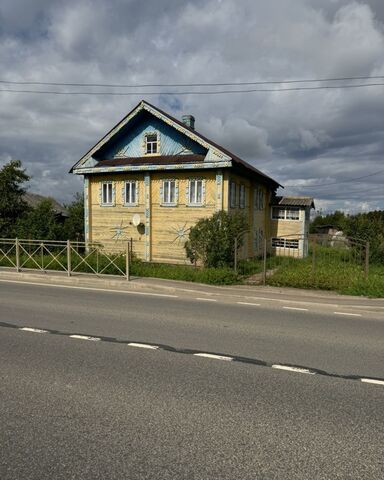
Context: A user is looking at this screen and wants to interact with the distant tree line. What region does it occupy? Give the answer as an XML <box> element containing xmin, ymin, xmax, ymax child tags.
<box><xmin>0</xmin><ymin>160</ymin><xmax>84</xmax><ymax>241</ymax></box>
<box><xmin>311</xmin><ymin>210</ymin><xmax>384</xmax><ymax>263</ymax></box>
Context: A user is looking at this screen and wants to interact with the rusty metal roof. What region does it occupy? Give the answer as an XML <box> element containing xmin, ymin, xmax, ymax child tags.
<box><xmin>272</xmin><ymin>196</ymin><xmax>315</xmax><ymax>208</ymax></box>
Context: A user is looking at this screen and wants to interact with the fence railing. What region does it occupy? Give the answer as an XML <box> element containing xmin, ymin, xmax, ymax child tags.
<box><xmin>0</xmin><ymin>238</ymin><xmax>132</xmax><ymax>280</ymax></box>
<box><xmin>235</xmin><ymin>233</ymin><xmax>370</xmax><ymax>286</ymax></box>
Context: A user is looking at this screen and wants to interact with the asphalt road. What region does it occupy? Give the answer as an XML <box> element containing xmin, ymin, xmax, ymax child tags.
<box><xmin>1</xmin><ymin>281</ymin><xmax>383</xmax><ymax>479</ymax></box>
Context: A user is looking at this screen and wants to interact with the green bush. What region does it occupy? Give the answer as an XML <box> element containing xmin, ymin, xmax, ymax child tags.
<box><xmin>185</xmin><ymin>210</ymin><xmax>249</xmax><ymax>268</ymax></box>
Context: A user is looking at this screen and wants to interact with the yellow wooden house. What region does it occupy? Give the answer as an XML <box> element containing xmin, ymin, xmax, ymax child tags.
<box><xmin>71</xmin><ymin>100</ymin><xmax>314</xmax><ymax>263</ymax></box>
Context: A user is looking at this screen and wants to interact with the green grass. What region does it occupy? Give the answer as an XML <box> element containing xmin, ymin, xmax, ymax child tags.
<box><xmin>265</xmin><ymin>254</ymin><xmax>384</xmax><ymax>298</ymax></box>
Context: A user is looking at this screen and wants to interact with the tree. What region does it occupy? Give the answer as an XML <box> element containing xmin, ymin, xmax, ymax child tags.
<box><xmin>16</xmin><ymin>199</ymin><xmax>64</xmax><ymax>240</ymax></box>
<box><xmin>63</xmin><ymin>193</ymin><xmax>84</xmax><ymax>241</ymax></box>
<box><xmin>185</xmin><ymin>211</ymin><xmax>249</xmax><ymax>268</ymax></box>
<box><xmin>0</xmin><ymin>160</ymin><xmax>30</xmax><ymax>237</ymax></box>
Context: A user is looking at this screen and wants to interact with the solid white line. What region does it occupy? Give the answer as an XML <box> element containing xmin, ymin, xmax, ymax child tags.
<box><xmin>196</xmin><ymin>297</ymin><xmax>217</xmax><ymax>302</ymax></box>
<box><xmin>0</xmin><ymin>278</ymin><xmax>178</xmax><ymax>298</ymax></box>
<box><xmin>283</xmin><ymin>306</ymin><xmax>309</xmax><ymax>311</ymax></box>
<box><xmin>333</xmin><ymin>312</ymin><xmax>362</xmax><ymax>317</ymax></box>
<box><xmin>20</xmin><ymin>327</ymin><xmax>48</xmax><ymax>333</ymax></box>
<box><xmin>128</xmin><ymin>342</ymin><xmax>159</xmax><ymax>350</ymax></box>
<box><xmin>194</xmin><ymin>353</ymin><xmax>233</xmax><ymax>361</ymax></box>
<box><xmin>361</xmin><ymin>378</ymin><xmax>384</xmax><ymax>386</ymax></box>
<box><xmin>272</xmin><ymin>364</ymin><xmax>315</xmax><ymax>375</ymax></box>
<box><xmin>237</xmin><ymin>302</ymin><xmax>261</xmax><ymax>306</ymax></box>
<box><xmin>69</xmin><ymin>334</ymin><xmax>101</xmax><ymax>341</ymax></box>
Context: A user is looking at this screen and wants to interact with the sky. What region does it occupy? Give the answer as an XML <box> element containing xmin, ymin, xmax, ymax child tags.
<box><xmin>0</xmin><ymin>0</ymin><xmax>383</xmax><ymax>214</ymax></box>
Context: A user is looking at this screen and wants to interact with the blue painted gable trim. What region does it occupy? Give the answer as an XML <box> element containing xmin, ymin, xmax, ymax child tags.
<box><xmin>97</xmin><ymin>112</ymin><xmax>207</xmax><ymax>159</ymax></box>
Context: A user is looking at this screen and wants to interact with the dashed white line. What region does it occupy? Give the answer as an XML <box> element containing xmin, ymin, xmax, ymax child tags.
<box><xmin>237</xmin><ymin>302</ymin><xmax>261</xmax><ymax>306</ymax></box>
<box><xmin>20</xmin><ymin>327</ymin><xmax>48</xmax><ymax>333</ymax></box>
<box><xmin>194</xmin><ymin>352</ymin><xmax>233</xmax><ymax>361</ymax></box>
<box><xmin>272</xmin><ymin>364</ymin><xmax>315</xmax><ymax>375</ymax></box>
<box><xmin>334</xmin><ymin>312</ymin><xmax>362</xmax><ymax>317</ymax></box>
<box><xmin>283</xmin><ymin>306</ymin><xmax>309</xmax><ymax>311</ymax></box>
<box><xmin>128</xmin><ymin>342</ymin><xmax>159</xmax><ymax>350</ymax></box>
<box><xmin>196</xmin><ymin>297</ymin><xmax>217</xmax><ymax>302</ymax></box>
<box><xmin>69</xmin><ymin>334</ymin><xmax>101</xmax><ymax>341</ymax></box>
<box><xmin>361</xmin><ymin>378</ymin><xmax>384</xmax><ymax>386</ymax></box>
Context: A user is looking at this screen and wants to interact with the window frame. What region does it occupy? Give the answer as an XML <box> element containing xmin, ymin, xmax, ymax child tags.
<box><xmin>271</xmin><ymin>237</ymin><xmax>299</xmax><ymax>249</ymax></box>
<box><xmin>239</xmin><ymin>184</ymin><xmax>246</xmax><ymax>209</ymax></box>
<box><xmin>188</xmin><ymin>178</ymin><xmax>204</xmax><ymax>206</ymax></box>
<box><xmin>101</xmin><ymin>181</ymin><xmax>114</xmax><ymax>206</ymax></box>
<box><xmin>145</xmin><ymin>133</ymin><xmax>158</xmax><ymax>155</ymax></box>
<box><xmin>161</xmin><ymin>179</ymin><xmax>177</xmax><ymax>206</ymax></box>
<box><xmin>229</xmin><ymin>181</ymin><xmax>237</xmax><ymax>208</ymax></box>
<box><xmin>124</xmin><ymin>180</ymin><xmax>138</xmax><ymax>206</ymax></box>
<box><xmin>271</xmin><ymin>206</ymin><xmax>300</xmax><ymax>221</ymax></box>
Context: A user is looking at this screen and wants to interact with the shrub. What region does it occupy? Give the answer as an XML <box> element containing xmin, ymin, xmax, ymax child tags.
<box><xmin>185</xmin><ymin>211</ymin><xmax>249</xmax><ymax>268</ymax></box>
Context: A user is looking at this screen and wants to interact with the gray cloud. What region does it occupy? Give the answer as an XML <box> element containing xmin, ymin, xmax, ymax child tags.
<box><xmin>0</xmin><ymin>0</ymin><xmax>383</xmax><ymax>213</ymax></box>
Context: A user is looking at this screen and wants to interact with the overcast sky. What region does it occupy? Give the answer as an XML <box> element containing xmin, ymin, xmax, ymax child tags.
<box><xmin>1</xmin><ymin>0</ymin><xmax>383</xmax><ymax>213</ymax></box>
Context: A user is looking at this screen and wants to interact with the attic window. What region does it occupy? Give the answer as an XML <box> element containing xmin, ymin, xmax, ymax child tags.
<box><xmin>145</xmin><ymin>133</ymin><xmax>158</xmax><ymax>154</ymax></box>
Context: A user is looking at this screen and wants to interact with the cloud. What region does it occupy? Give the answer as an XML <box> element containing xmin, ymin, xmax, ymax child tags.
<box><xmin>0</xmin><ymin>0</ymin><xmax>383</xmax><ymax>211</ymax></box>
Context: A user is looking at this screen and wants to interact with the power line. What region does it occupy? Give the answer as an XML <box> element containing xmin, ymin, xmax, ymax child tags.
<box><xmin>285</xmin><ymin>169</ymin><xmax>384</xmax><ymax>188</ymax></box>
<box><xmin>1</xmin><ymin>75</ymin><xmax>384</xmax><ymax>88</ymax></box>
<box><xmin>1</xmin><ymin>82</ymin><xmax>384</xmax><ymax>96</ymax></box>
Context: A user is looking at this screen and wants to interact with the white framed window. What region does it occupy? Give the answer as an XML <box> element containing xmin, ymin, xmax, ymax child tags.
<box><xmin>271</xmin><ymin>238</ymin><xmax>299</xmax><ymax>249</ymax></box>
<box><xmin>272</xmin><ymin>206</ymin><xmax>300</xmax><ymax>220</ymax></box>
<box><xmin>239</xmin><ymin>184</ymin><xmax>245</xmax><ymax>209</ymax></box>
<box><xmin>162</xmin><ymin>179</ymin><xmax>177</xmax><ymax>205</ymax></box>
<box><xmin>101</xmin><ymin>182</ymin><xmax>113</xmax><ymax>205</ymax></box>
<box><xmin>124</xmin><ymin>180</ymin><xmax>137</xmax><ymax>205</ymax></box>
<box><xmin>188</xmin><ymin>179</ymin><xmax>204</xmax><ymax>205</ymax></box>
<box><xmin>230</xmin><ymin>181</ymin><xmax>237</xmax><ymax>208</ymax></box>
<box><xmin>145</xmin><ymin>133</ymin><xmax>158</xmax><ymax>154</ymax></box>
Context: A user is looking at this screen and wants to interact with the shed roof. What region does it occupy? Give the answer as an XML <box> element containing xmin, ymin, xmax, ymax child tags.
<box><xmin>272</xmin><ymin>196</ymin><xmax>315</xmax><ymax>208</ymax></box>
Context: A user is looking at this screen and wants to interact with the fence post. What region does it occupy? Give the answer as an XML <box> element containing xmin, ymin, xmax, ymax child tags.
<box><xmin>67</xmin><ymin>240</ymin><xmax>71</xmax><ymax>277</ymax></box>
<box><xmin>311</xmin><ymin>236</ymin><xmax>316</xmax><ymax>283</ymax></box>
<box><xmin>126</xmin><ymin>240</ymin><xmax>130</xmax><ymax>281</ymax></box>
<box><xmin>262</xmin><ymin>238</ymin><xmax>267</xmax><ymax>286</ymax></box>
<box><xmin>15</xmin><ymin>238</ymin><xmax>20</xmax><ymax>272</ymax></box>
<box><xmin>365</xmin><ymin>241</ymin><xmax>370</xmax><ymax>279</ymax></box>
<box><xmin>234</xmin><ymin>236</ymin><xmax>238</xmax><ymax>274</ymax></box>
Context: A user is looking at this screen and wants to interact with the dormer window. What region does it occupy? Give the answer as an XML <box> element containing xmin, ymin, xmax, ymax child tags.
<box><xmin>145</xmin><ymin>133</ymin><xmax>158</xmax><ymax>154</ymax></box>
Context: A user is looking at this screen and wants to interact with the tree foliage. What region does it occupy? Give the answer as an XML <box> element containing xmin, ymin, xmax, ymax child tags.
<box><xmin>62</xmin><ymin>193</ymin><xmax>84</xmax><ymax>241</ymax></box>
<box><xmin>311</xmin><ymin>210</ymin><xmax>384</xmax><ymax>263</ymax></box>
<box><xmin>185</xmin><ymin>211</ymin><xmax>249</xmax><ymax>268</ymax></box>
<box><xmin>0</xmin><ymin>160</ymin><xmax>30</xmax><ymax>237</ymax></box>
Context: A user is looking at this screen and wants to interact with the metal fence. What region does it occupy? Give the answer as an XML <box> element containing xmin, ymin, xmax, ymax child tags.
<box><xmin>0</xmin><ymin>238</ymin><xmax>132</xmax><ymax>280</ymax></box>
<box><xmin>235</xmin><ymin>233</ymin><xmax>370</xmax><ymax>286</ymax></box>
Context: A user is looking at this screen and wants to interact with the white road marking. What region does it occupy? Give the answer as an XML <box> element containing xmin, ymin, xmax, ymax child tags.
<box><xmin>361</xmin><ymin>378</ymin><xmax>384</xmax><ymax>386</ymax></box>
<box><xmin>283</xmin><ymin>306</ymin><xmax>308</xmax><ymax>311</ymax></box>
<box><xmin>196</xmin><ymin>297</ymin><xmax>217</xmax><ymax>302</ymax></box>
<box><xmin>0</xmin><ymin>279</ymin><xmax>178</xmax><ymax>298</ymax></box>
<box><xmin>69</xmin><ymin>334</ymin><xmax>101</xmax><ymax>341</ymax></box>
<box><xmin>333</xmin><ymin>312</ymin><xmax>362</xmax><ymax>317</ymax></box>
<box><xmin>128</xmin><ymin>342</ymin><xmax>159</xmax><ymax>350</ymax></box>
<box><xmin>272</xmin><ymin>364</ymin><xmax>315</xmax><ymax>375</ymax></box>
<box><xmin>237</xmin><ymin>302</ymin><xmax>261</xmax><ymax>306</ymax></box>
<box><xmin>20</xmin><ymin>327</ymin><xmax>48</xmax><ymax>333</ymax></box>
<box><xmin>194</xmin><ymin>353</ymin><xmax>233</xmax><ymax>361</ymax></box>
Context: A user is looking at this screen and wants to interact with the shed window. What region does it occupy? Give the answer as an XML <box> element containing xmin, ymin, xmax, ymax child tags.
<box><xmin>162</xmin><ymin>180</ymin><xmax>176</xmax><ymax>204</ymax></box>
<box><xmin>272</xmin><ymin>238</ymin><xmax>299</xmax><ymax>249</ymax></box>
<box><xmin>145</xmin><ymin>134</ymin><xmax>158</xmax><ymax>154</ymax></box>
<box><xmin>124</xmin><ymin>181</ymin><xmax>137</xmax><ymax>205</ymax></box>
<box><xmin>101</xmin><ymin>182</ymin><xmax>113</xmax><ymax>205</ymax></box>
<box><xmin>189</xmin><ymin>179</ymin><xmax>203</xmax><ymax>205</ymax></box>
<box><xmin>272</xmin><ymin>206</ymin><xmax>300</xmax><ymax>220</ymax></box>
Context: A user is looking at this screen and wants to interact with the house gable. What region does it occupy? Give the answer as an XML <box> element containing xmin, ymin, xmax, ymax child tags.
<box><xmin>96</xmin><ymin>110</ymin><xmax>207</xmax><ymax>160</ymax></box>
